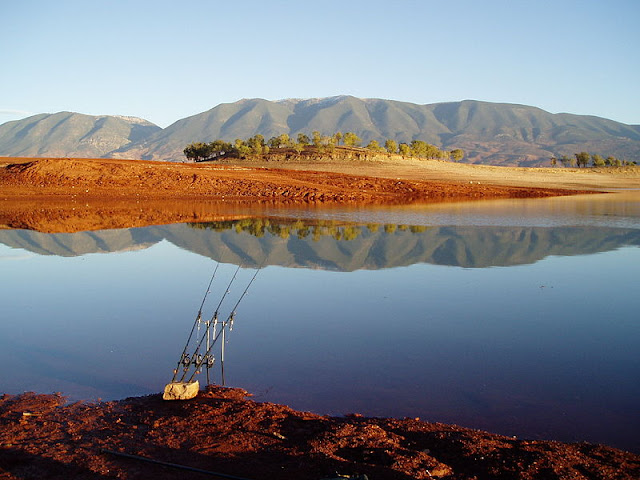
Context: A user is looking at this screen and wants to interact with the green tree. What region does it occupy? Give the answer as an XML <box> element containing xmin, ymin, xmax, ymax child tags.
<box><xmin>343</xmin><ymin>132</ymin><xmax>361</xmax><ymax>147</ymax></box>
<box><xmin>234</xmin><ymin>139</ymin><xmax>251</xmax><ymax>158</ymax></box>
<box><xmin>409</xmin><ymin>140</ymin><xmax>445</xmax><ymax>159</ymax></box>
<box><xmin>591</xmin><ymin>154</ymin><xmax>605</xmax><ymax>167</ymax></box>
<box><xmin>247</xmin><ymin>134</ymin><xmax>266</xmax><ymax>154</ymax></box>
<box><xmin>292</xmin><ymin>142</ymin><xmax>305</xmax><ymax>155</ymax></box>
<box><xmin>183</xmin><ymin>142</ymin><xmax>212</xmax><ymax>162</ymax></box>
<box><xmin>209</xmin><ymin>140</ymin><xmax>232</xmax><ymax>156</ymax></box>
<box><xmin>183</xmin><ymin>145</ymin><xmax>195</xmax><ymax>161</ymax></box>
<box><xmin>268</xmin><ymin>133</ymin><xmax>292</xmax><ymax>148</ymax></box>
<box><xmin>312</xmin><ymin>131</ymin><xmax>323</xmax><ymax>148</ymax></box>
<box><xmin>575</xmin><ymin>151</ymin><xmax>590</xmax><ymax>168</ymax></box>
<box><xmin>559</xmin><ymin>155</ymin><xmax>574</xmax><ymax>167</ymax></box>
<box><xmin>297</xmin><ymin>133</ymin><xmax>310</xmax><ymax>145</ymax></box>
<box><xmin>424</xmin><ymin>143</ymin><xmax>443</xmax><ymax>159</ymax></box>
<box><xmin>384</xmin><ymin>139</ymin><xmax>398</xmax><ymax>154</ymax></box>
<box><xmin>279</xmin><ymin>133</ymin><xmax>292</xmax><ymax>147</ymax></box>
<box><xmin>451</xmin><ymin>149</ymin><xmax>465</xmax><ymax>162</ymax></box>
<box><xmin>333</xmin><ymin>132</ymin><xmax>343</xmax><ymax>146</ymax></box>
<box><xmin>398</xmin><ymin>143</ymin><xmax>411</xmax><ymax>157</ymax></box>
<box><xmin>324</xmin><ymin>134</ymin><xmax>336</xmax><ymax>153</ymax></box>
<box><xmin>183</xmin><ymin>143</ymin><xmax>197</xmax><ymax>161</ymax></box>
<box><xmin>366</xmin><ymin>139</ymin><xmax>384</xmax><ymax>152</ymax></box>
<box><xmin>410</xmin><ymin>140</ymin><xmax>428</xmax><ymax>157</ymax></box>
<box><xmin>267</xmin><ymin>136</ymin><xmax>280</xmax><ymax>148</ymax></box>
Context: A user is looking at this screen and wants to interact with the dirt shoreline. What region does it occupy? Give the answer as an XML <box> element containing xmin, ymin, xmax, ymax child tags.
<box><xmin>0</xmin><ymin>156</ymin><xmax>599</xmax><ymax>202</ymax></box>
<box><xmin>1</xmin><ymin>387</ymin><xmax>638</xmax><ymax>480</ymax></box>
<box><xmin>3</xmin><ymin>156</ymin><xmax>638</xmax><ymax>233</ymax></box>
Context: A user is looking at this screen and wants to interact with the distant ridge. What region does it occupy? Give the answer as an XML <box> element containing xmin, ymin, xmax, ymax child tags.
<box><xmin>0</xmin><ymin>112</ymin><xmax>161</xmax><ymax>158</ymax></box>
<box><xmin>2</xmin><ymin>97</ymin><xmax>639</xmax><ymax>166</ymax></box>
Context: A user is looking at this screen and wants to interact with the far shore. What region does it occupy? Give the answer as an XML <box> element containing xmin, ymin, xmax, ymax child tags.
<box><xmin>4</xmin><ymin>155</ymin><xmax>638</xmax><ymax>197</ymax></box>
<box><xmin>1</xmin><ymin>156</ymin><xmax>638</xmax><ymax>232</ymax></box>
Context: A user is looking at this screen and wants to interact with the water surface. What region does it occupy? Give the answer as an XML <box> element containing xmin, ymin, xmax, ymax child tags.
<box><xmin>0</xmin><ymin>192</ymin><xmax>638</xmax><ymax>452</ymax></box>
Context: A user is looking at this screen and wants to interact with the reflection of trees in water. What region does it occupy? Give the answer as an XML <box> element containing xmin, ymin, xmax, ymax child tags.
<box><xmin>188</xmin><ymin>219</ymin><xmax>428</xmax><ymax>242</ymax></box>
<box><xmin>181</xmin><ymin>220</ymin><xmax>640</xmax><ymax>269</ymax></box>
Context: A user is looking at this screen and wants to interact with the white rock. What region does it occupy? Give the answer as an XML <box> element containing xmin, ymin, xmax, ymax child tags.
<box><xmin>162</xmin><ymin>380</ymin><xmax>200</xmax><ymax>400</ymax></box>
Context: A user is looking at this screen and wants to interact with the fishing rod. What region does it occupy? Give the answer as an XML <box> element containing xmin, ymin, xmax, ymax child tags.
<box><xmin>177</xmin><ymin>264</ymin><xmax>244</xmax><ymax>383</ymax></box>
<box><xmin>188</xmin><ymin>266</ymin><xmax>261</xmax><ymax>384</ymax></box>
<box><xmin>228</xmin><ymin>266</ymin><xmax>260</xmax><ymax>323</ymax></box>
<box><xmin>219</xmin><ymin>266</ymin><xmax>260</xmax><ymax>385</ymax></box>
<box><xmin>171</xmin><ymin>263</ymin><xmax>219</xmax><ymax>382</ymax></box>
<box><xmin>213</xmin><ymin>264</ymin><xmax>242</xmax><ymax>318</ymax></box>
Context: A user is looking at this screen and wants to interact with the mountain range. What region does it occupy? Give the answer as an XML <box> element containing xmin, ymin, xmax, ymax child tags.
<box><xmin>1</xmin><ymin>97</ymin><xmax>639</xmax><ymax>166</ymax></box>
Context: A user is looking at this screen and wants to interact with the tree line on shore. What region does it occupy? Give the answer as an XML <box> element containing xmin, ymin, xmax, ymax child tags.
<box><xmin>550</xmin><ymin>152</ymin><xmax>636</xmax><ymax>168</ymax></box>
<box><xmin>183</xmin><ymin>132</ymin><xmax>465</xmax><ymax>162</ymax></box>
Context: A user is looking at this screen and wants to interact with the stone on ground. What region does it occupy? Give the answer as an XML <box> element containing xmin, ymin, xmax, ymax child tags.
<box><xmin>163</xmin><ymin>380</ymin><xmax>199</xmax><ymax>400</ymax></box>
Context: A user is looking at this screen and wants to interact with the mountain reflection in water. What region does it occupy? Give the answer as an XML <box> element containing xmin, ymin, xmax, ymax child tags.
<box><xmin>1</xmin><ymin>218</ymin><xmax>640</xmax><ymax>270</ymax></box>
<box><xmin>0</xmin><ymin>194</ymin><xmax>639</xmax><ymax>453</ymax></box>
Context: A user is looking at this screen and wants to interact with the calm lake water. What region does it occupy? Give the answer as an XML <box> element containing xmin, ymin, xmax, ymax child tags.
<box><xmin>1</xmin><ymin>192</ymin><xmax>639</xmax><ymax>452</ymax></box>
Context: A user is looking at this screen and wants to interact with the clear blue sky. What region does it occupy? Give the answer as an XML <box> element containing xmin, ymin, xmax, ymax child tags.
<box><xmin>2</xmin><ymin>0</ymin><xmax>639</xmax><ymax>128</ymax></box>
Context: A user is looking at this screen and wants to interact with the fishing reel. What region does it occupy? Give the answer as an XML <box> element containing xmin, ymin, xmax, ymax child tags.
<box><xmin>181</xmin><ymin>354</ymin><xmax>191</xmax><ymax>367</ymax></box>
<box><xmin>205</xmin><ymin>354</ymin><xmax>215</xmax><ymax>368</ymax></box>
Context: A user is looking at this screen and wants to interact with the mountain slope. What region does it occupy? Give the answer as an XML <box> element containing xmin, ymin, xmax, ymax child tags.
<box><xmin>112</xmin><ymin>97</ymin><xmax>640</xmax><ymax>165</ymax></box>
<box><xmin>0</xmin><ymin>112</ymin><xmax>161</xmax><ymax>158</ymax></box>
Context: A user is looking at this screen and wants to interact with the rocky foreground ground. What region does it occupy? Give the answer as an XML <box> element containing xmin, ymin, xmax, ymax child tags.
<box><xmin>1</xmin><ymin>387</ymin><xmax>638</xmax><ymax>480</ymax></box>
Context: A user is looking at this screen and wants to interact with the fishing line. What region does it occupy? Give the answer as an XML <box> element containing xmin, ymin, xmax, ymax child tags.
<box><xmin>228</xmin><ymin>266</ymin><xmax>261</xmax><ymax>318</ymax></box>
<box><xmin>213</xmin><ymin>263</ymin><xmax>242</xmax><ymax>317</ymax></box>
<box><xmin>187</xmin><ymin>266</ymin><xmax>261</xmax><ymax>383</ymax></box>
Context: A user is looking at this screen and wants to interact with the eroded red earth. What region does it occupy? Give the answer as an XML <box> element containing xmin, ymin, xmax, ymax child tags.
<box><xmin>1</xmin><ymin>387</ymin><xmax>638</xmax><ymax>480</ymax></box>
